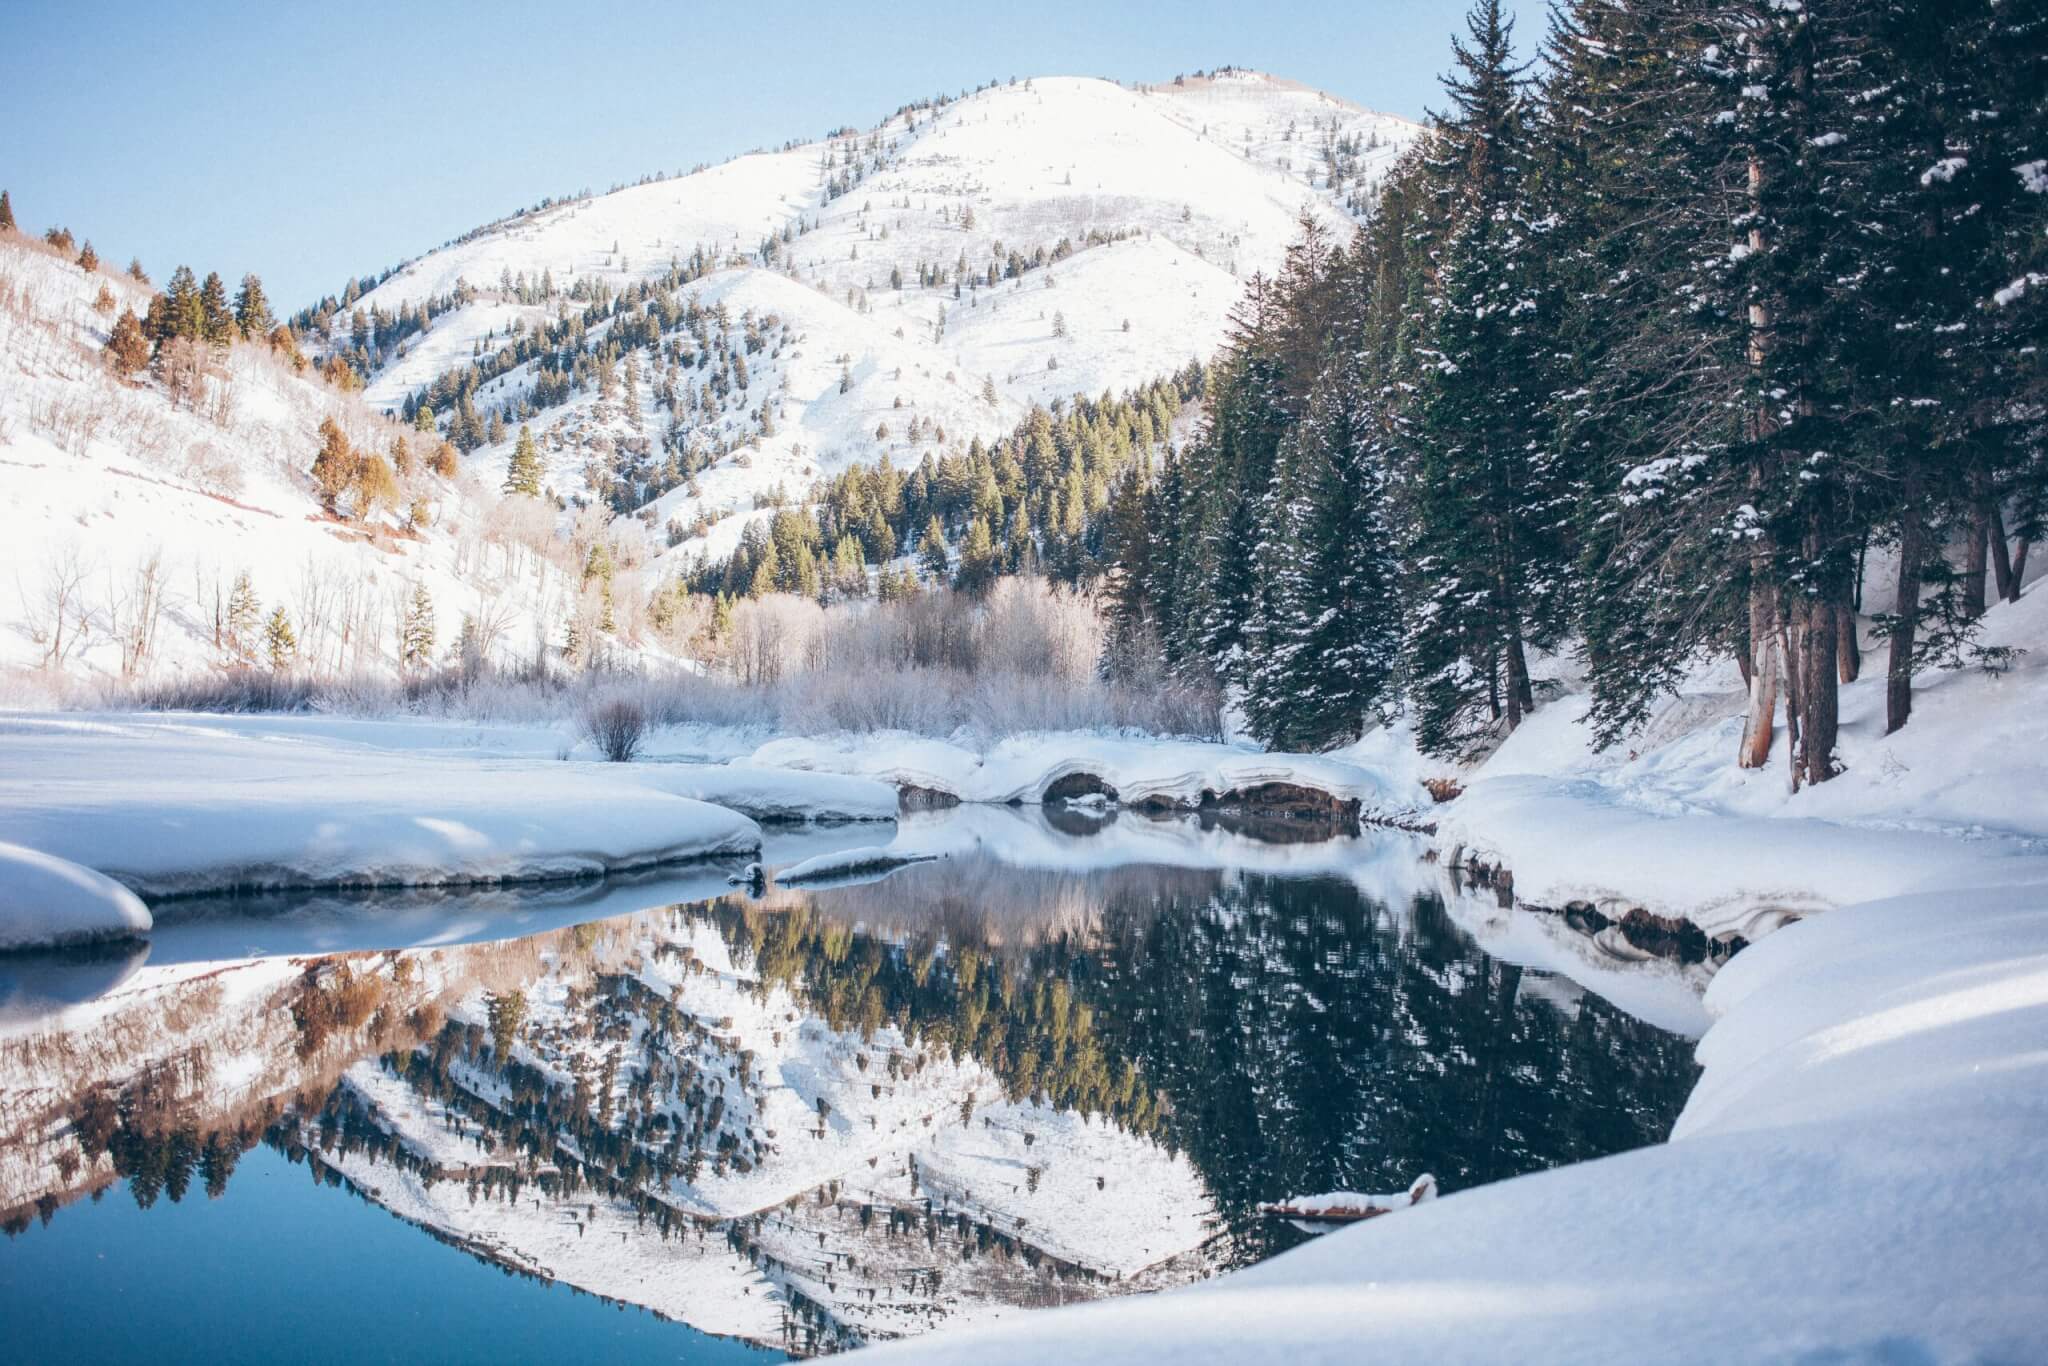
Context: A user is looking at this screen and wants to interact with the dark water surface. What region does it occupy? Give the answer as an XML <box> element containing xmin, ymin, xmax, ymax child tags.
<box><xmin>0</xmin><ymin>814</ymin><xmax>1703</xmax><ymax>1360</ymax></box>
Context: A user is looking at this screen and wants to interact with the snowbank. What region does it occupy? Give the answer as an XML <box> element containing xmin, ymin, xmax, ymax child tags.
<box><xmin>627</xmin><ymin>762</ymin><xmax>897</xmax><ymax>823</ymax></box>
<box><xmin>0</xmin><ymin>842</ymin><xmax>152</xmax><ymax>950</ymax></box>
<box><xmin>1422</xmin><ymin>586</ymin><xmax>2048</xmax><ymax>938</ymax></box>
<box><xmin>1437</xmin><ymin>773</ymin><xmax>2048</xmax><ymax>942</ymax></box>
<box><xmin>749</xmin><ymin>732</ymin><xmax>1425</xmax><ymax>823</ymax></box>
<box><xmin>0</xmin><ymin>716</ymin><xmax>762</xmax><ymax>897</ymax></box>
<box><xmin>855</xmin><ymin>884</ymin><xmax>2048</xmax><ymax>1365</ymax></box>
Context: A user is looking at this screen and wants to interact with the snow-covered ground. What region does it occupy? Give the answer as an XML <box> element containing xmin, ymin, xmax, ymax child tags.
<box><xmin>0</xmin><ymin>713</ymin><xmax>769</xmax><ymax>898</ymax></box>
<box><xmin>834</xmin><ymin>577</ymin><xmax>2048</xmax><ymax>1362</ymax></box>
<box><xmin>0</xmin><ymin>235</ymin><xmax>631</xmax><ymax>685</ymax></box>
<box><xmin>0</xmin><ymin>842</ymin><xmax>151</xmax><ymax>950</ymax></box>
<box><xmin>1423</xmin><ymin>583</ymin><xmax>2048</xmax><ymax>941</ymax></box>
<box><xmin>855</xmin><ymin>883</ymin><xmax>2048</xmax><ymax>1364</ymax></box>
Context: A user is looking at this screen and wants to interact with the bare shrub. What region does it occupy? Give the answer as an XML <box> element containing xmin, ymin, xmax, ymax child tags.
<box><xmin>104</xmin><ymin>549</ymin><xmax>168</xmax><ymax>678</ymax></box>
<box><xmin>19</xmin><ymin>545</ymin><xmax>95</xmax><ymax>670</ymax></box>
<box><xmin>179</xmin><ymin>440</ymin><xmax>244</xmax><ymax>498</ymax></box>
<box><xmin>727</xmin><ymin>594</ymin><xmax>825</xmax><ymax>686</ymax></box>
<box><xmin>581</xmin><ymin>694</ymin><xmax>647</xmax><ymax>762</ymax></box>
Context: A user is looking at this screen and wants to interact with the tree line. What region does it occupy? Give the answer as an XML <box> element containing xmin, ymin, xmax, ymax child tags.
<box><xmin>1093</xmin><ymin>0</ymin><xmax>2044</xmax><ymax>777</ymax></box>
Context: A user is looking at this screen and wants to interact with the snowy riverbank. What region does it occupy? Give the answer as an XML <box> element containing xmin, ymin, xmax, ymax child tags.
<box><xmin>0</xmin><ymin>714</ymin><xmax>776</xmax><ymax>900</ymax></box>
<box><xmin>840</xmin><ymin>576</ymin><xmax>2048</xmax><ymax>1362</ymax></box>
<box><xmin>857</xmin><ymin>883</ymin><xmax>2048</xmax><ymax>1364</ymax></box>
<box><xmin>0</xmin><ymin>843</ymin><xmax>152</xmax><ymax>950</ymax></box>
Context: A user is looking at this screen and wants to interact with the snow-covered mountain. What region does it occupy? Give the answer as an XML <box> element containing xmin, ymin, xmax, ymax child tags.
<box><xmin>0</xmin><ymin>71</ymin><xmax>1418</xmax><ymax>687</ymax></box>
<box><xmin>339</xmin><ymin>71</ymin><xmax>1419</xmax><ymax>566</ymax></box>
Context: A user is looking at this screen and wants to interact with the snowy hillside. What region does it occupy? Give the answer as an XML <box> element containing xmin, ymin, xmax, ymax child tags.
<box><xmin>0</xmin><ymin>233</ymin><xmax>659</xmax><ymax>685</ymax></box>
<box><xmin>337</xmin><ymin>72</ymin><xmax>1419</xmax><ymax>566</ymax></box>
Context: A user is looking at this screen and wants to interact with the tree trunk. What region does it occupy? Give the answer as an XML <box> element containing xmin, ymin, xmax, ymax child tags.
<box><xmin>1887</xmin><ymin>494</ymin><xmax>1924</xmax><ymax>734</ymax></box>
<box><xmin>1739</xmin><ymin>573</ymin><xmax>1778</xmax><ymax>769</ymax></box>
<box><xmin>1801</xmin><ymin>593</ymin><xmax>1840</xmax><ymax>786</ymax></box>
<box><xmin>1990</xmin><ymin>506</ymin><xmax>2015</xmax><ymax>602</ymax></box>
<box><xmin>1781</xmin><ymin>605</ymin><xmax>1805</xmax><ymax>789</ymax></box>
<box><xmin>1835</xmin><ymin>600</ymin><xmax>1859</xmax><ymax>683</ymax></box>
<box><xmin>1963</xmin><ymin>498</ymin><xmax>1990</xmax><ymax>620</ymax></box>
<box><xmin>1503</xmin><ymin>633</ymin><xmax>1532</xmax><ymax>730</ymax></box>
<box><xmin>2011</xmin><ymin>537</ymin><xmax>2031</xmax><ymax>602</ymax></box>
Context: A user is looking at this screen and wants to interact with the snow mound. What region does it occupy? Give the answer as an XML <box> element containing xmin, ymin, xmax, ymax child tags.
<box><xmin>0</xmin><ymin>716</ymin><xmax>762</xmax><ymax>896</ymax></box>
<box><xmin>0</xmin><ymin>842</ymin><xmax>152</xmax><ymax>951</ymax></box>
<box><xmin>1436</xmin><ymin>773</ymin><xmax>2048</xmax><ymax>942</ymax></box>
<box><xmin>625</xmin><ymin>762</ymin><xmax>897</xmax><ymax>823</ymax></box>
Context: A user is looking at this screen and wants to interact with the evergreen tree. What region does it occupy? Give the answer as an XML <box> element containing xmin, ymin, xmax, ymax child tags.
<box><xmin>504</xmin><ymin>424</ymin><xmax>544</xmax><ymax>496</ymax></box>
<box><xmin>264</xmin><ymin>605</ymin><xmax>297</xmax><ymax>670</ymax></box>
<box><xmin>162</xmin><ymin>266</ymin><xmax>202</xmax><ymax>343</ymax></box>
<box><xmin>1243</xmin><ymin>321</ymin><xmax>1402</xmax><ymax>750</ymax></box>
<box><xmin>311</xmin><ymin>417</ymin><xmax>356</xmax><ymax>512</ymax></box>
<box><xmin>198</xmin><ymin>271</ymin><xmax>233</xmax><ymax>347</ymax></box>
<box><xmin>233</xmin><ymin>274</ymin><xmax>274</xmax><ymax>339</ymax></box>
<box><xmin>104</xmin><ymin>309</ymin><xmax>150</xmax><ymax>378</ymax></box>
<box><xmin>401</xmin><ymin>583</ymin><xmax>436</xmax><ymax>672</ymax></box>
<box><xmin>1398</xmin><ymin>0</ymin><xmax>1576</xmax><ymax>755</ymax></box>
<box><xmin>0</xmin><ymin>189</ymin><xmax>12</xmax><ymax>233</ymax></box>
<box><xmin>225</xmin><ymin>571</ymin><xmax>260</xmax><ymax>663</ymax></box>
<box><xmin>919</xmin><ymin>514</ymin><xmax>949</xmax><ymax>581</ymax></box>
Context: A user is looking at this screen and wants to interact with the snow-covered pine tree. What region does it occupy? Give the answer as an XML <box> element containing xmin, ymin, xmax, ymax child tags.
<box><xmin>1569</xmin><ymin>0</ymin><xmax>1879</xmax><ymax>786</ymax></box>
<box><xmin>1401</xmin><ymin>0</ymin><xmax>1573</xmax><ymax>756</ymax></box>
<box><xmin>401</xmin><ymin>583</ymin><xmax>436</xmax><ymax>673</ymax></box>
<box><xmin>1241</xmin><ymin>329</ymin><xmax>1401</xmax><ymax>752</ymax></box>
<box><xmin>504</xmin><ymin>424</ymin><xmax>543</xmax><ymax>496</ymax></box>
<box><xmin>264</xmin><ymin>606</ymin><xmax>296</xmax><ymax>671</ymax></box>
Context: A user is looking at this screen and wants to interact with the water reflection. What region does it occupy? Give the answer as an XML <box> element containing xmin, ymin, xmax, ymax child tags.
<box><xmin>0</xmin><ymin>814</ymin><xmax>1703</xmax><ymax>1357</ymax></box>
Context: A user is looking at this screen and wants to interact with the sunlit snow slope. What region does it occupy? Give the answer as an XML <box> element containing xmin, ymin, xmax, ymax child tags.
<box><xmin>345</xmin><ymin>71</ymin><xmax>1420</xmax><ymax>567</ymax></box>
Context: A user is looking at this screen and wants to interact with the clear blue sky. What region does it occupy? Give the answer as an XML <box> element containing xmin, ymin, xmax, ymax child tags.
<box><xmin>0</xmin><ymin>0</ymin><xmax>1531</xmax><ymax>311</ymax></box>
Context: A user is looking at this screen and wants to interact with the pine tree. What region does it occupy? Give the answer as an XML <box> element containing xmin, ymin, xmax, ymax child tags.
<box><xmin>311</xmin><ymin>417</ymin><xmax>356</xmax><ymax>512</ymax></box>
<box><xmin>104</xmin><ymin>309</ymin><xmax>150</xmax><ymax>378</ymax></box>
<box><xmin>233</xmin><ymin>274</ymin><xmax>273</xmax><ymax>339</ymax></box>
<box><xmin>1397</xmin><ymin>0</ymin><xmax>1576</xmax><ymax>755</ymax></box>
<box><xmin>919</xmin><ymin>514</ymin><xmax>949</xmax><ymax>581</ymax></box>
<box><xmin>263</xmin><ymin>606</ymin><xmax>297</xmax><ymax>671</ymax></box>
<box><xmin>0</xmin><ymin>189</ymin><xmax>12</xmax><ymax>233</ymax></box>
<box><xmin>225</xmin><ymin>572</ymin><xmax>260</xmax><ymax>663</ymax></box>
<box><xmin>163</xmin><ymin>266</ymin><xmax>202</xmax><ymax>342</ymax></box>
<box><xmin>504</xmin><ymin>424</ymin><xmax>543</xmax><ymax>496</ymax></box>
<box><xmin>401</xmin><ymin>583</ymin><xmax>436</xmax><ymax>672</ymax></box>
<box><xmin>198</xmin><ymin>271</ymin><xmax>233</xmax><ymax>347</ymax></box>
<box><xmin>1242</xmin><ymin>310</ymin><xmax>1402</xmax><ymax>750</ymax></box>
<box><xmin>77</xmin><ymin>240</ymin><xmax>98</xmax><ymax>272</ymax></box>
<box><xmin>953</xmin><ymin>516</ymin><xmax>999</xmax><ymax>595</ymax></box>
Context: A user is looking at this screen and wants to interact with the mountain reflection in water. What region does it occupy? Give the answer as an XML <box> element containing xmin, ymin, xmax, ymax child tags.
<box><xmin>0</xmin><ymin>813</ymin><xmax>1704</xmax><ymax>1358</ymax></box>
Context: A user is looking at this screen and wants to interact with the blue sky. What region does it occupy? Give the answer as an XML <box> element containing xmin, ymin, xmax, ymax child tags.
<box><xmin>0</xmin><ymin>0</ymin><xmax>1531</xmax><ymax>311</ymax></box>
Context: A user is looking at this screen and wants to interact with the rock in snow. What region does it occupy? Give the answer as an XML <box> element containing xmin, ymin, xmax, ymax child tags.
<box><xmin>0</xmin><ymin>842</ymin><xmax>152</xmax><ymax>951</ymax></box>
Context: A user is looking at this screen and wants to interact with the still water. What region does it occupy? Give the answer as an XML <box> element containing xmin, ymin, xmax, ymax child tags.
<box><xmin>0</xmin><ymin>810</ymin><xmax>1705</xmax><ymax>1361</ymax></box>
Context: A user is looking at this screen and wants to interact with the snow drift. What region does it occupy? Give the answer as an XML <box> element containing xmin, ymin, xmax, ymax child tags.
<box><xmin>0</xmin><ymin>842</ymin><xmax>152</xmax><ymax>950</ymax></box>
